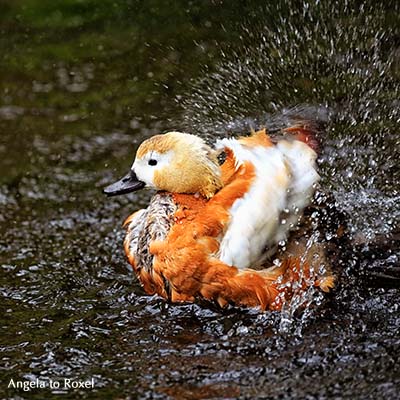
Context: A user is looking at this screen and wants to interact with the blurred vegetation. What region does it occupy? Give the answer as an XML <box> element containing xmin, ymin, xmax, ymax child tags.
<box><xmin>0</xmin><ymin>0</ymin><xmax>265</xmax><ymax>131</ymax></box>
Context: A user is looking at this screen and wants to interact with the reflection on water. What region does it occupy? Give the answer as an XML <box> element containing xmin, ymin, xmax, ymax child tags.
<box><xmin>0</xmin><ymin>1</ymin><xmax>399</xmax><ymax>399</ymax></box>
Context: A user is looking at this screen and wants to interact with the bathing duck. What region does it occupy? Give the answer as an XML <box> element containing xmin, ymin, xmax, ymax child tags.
<box><xmin>104</xmin><ymin>126</ymin><xmax>335</xmax><ymax>311</ymax></box>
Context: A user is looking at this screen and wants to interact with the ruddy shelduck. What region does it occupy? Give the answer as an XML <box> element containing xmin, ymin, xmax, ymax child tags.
<box><xmin>104</xmin><ymin>126</ymin><xmax>335</xmax><ymax>311</ymax></box>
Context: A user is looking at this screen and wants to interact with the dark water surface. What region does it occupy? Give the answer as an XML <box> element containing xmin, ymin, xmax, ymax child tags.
<box><xmin>0</xmin><ymin>1</ymin><xmax>399</xmax><ymax>399</ymax></box>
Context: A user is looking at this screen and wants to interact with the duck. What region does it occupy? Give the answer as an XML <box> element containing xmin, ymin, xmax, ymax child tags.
<box><xmin>104</xmin><ymin>126</ymin><xmax>335</xmax><ymax>311</ymax></box>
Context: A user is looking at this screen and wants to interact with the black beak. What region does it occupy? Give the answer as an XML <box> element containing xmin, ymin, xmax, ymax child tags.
<box><xmin>103</xmin><ymin>170</ymin><xmax>145</xmax><ymax>197</ymax></box>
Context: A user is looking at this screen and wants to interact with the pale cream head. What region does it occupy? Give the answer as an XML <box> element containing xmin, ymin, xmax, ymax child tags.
<box><xmin>132</xmin><ymin>132</ymin><xmax>223</xmax><ymax>198</ymax></box>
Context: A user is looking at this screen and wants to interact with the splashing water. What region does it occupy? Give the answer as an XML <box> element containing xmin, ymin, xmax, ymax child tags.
<box><xmin>175</xmin><ymin>1</ymin><xmax>399</xmax><ymax>329</ymax></box>
<box><xmin>278</xmin><ymin>232</ymin><xmax>327</xmax><ymax>335</ymax></box>
<box><xmin>1</xmin><ymin>2</ymin><xmax>399</xmax><ymax>397</ymax></box>
<box><xmin>179</xmin><ymin>2</ymin><xmax>398</xmax><ymax>134</ymax></box>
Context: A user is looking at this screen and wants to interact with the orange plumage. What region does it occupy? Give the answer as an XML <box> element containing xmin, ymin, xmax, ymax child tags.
<box><xmin>106</xmin><ymin>127</ymin><xmax>335</xmax><ymax>311</ymax></box>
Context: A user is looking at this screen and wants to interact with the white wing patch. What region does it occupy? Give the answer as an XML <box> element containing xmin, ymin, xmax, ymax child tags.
<box><xmin>215</xmin><ymin>138</ymin><xmax>319</xmax><ymax>269</ymax></box>
<box><xmin>275</xmin><ymin>140</ymin><xmax>320</xmax><ymax>243</ymax></box>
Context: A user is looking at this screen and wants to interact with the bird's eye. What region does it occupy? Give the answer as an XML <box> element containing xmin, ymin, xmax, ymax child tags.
<box><xmin>148</xmin><ymin>159</ymin><xmax>157</xmax><ymax>166</ymax></box>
